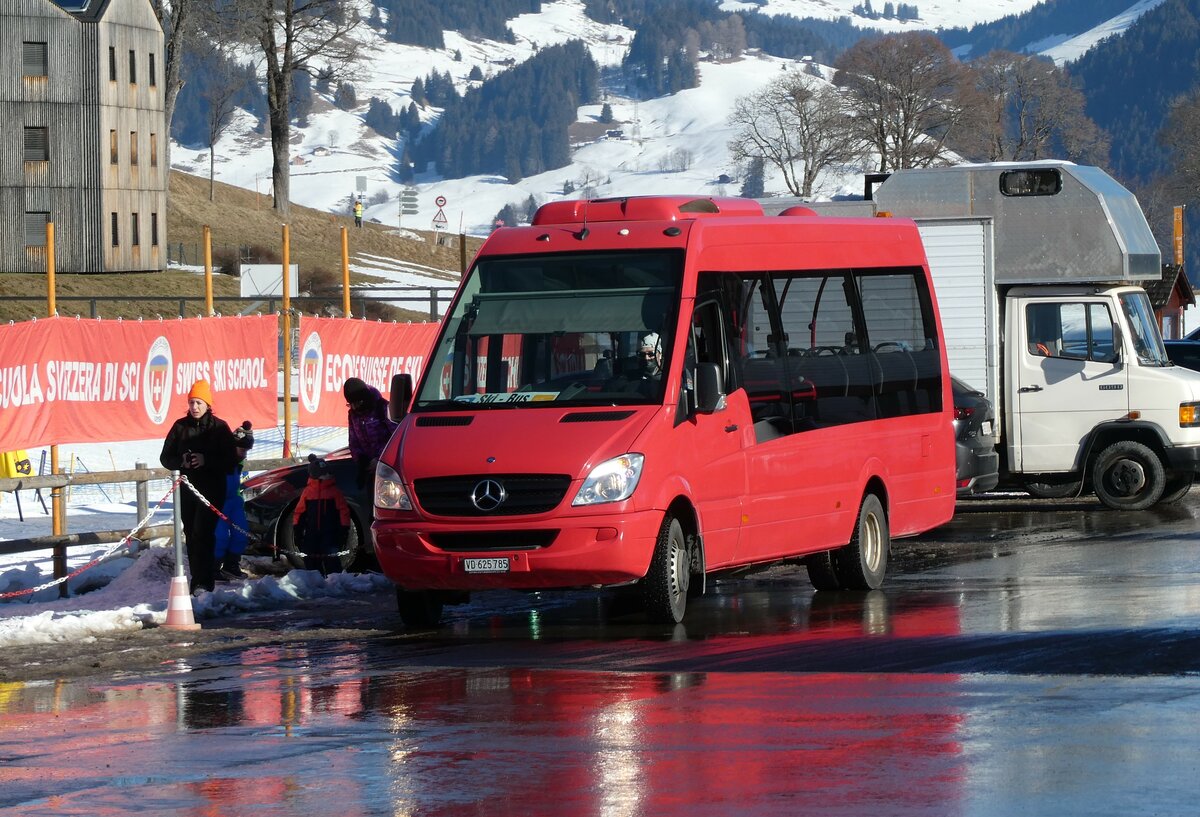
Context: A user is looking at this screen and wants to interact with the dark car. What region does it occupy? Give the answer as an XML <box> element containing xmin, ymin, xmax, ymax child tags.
<box><xmin>241</xmin><ymin>447</ymin><xmax>375</xmax><ymax>572</ymax></box>
<box><xmin>1164</xmin><ymin>325</ymin><xmax>1200</xmax><ymax>372</ymax></box>
<box><xmin>952</xmin><ymin>376</ymin><xmax>1000</xmax><ymax>497</ymax></box>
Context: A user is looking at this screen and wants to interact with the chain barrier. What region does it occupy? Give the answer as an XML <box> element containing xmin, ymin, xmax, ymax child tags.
<box><xmin>1</xmin><ymin>473</ymin><xmax>354</xmax><ymax>601</ymax></box>
<box><xmin>177</xmin><ymin>475</ymin><xmax>353</xmax><ymax>562</ymax></box>
<box><xmin>0</xmin><ymin>476</ymin><xmax>183</xmax><ymax>600</ymax></box>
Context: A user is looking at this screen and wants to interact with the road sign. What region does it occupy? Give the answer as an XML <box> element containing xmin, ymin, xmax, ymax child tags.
<box><xmin>401</xmin><ymin>206</ymin><xmax>419</xmax><ymax>215</ymax></box>
<box><xmin>435</xmin><ymin>195</ymin><xmax>447</xmax><ymax>207</ymax></box>
<box><xmin>356</xmin><ymin>175</ymin><xmax>367</xmax><ymax>192</ymax></box>
<box><xmin>401</xmin><ymin>186</ymin><xmax>418</xmax><ymax>203</ymax></box>
<box><xmin>432</xmin><ymin>208</ymin><xmax>448</xmax><ymax>230</ymax></box>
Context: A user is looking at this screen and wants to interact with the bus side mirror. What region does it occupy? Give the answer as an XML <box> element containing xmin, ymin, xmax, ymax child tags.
<box><xmin>693</xmin><ymin>363</ymin><xmax>726</xmax><ymax>413</ymax></box>
<box><xmin>389</xmin><ymin>373</ymin><xmax>413</xmax><ymax>422</ymax></box>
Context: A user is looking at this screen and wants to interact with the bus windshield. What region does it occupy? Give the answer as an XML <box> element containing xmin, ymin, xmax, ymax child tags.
<box><xmin>414</xmin><ymin>251</ymin><xmax>683</xmax><ymax>409</ymax></box>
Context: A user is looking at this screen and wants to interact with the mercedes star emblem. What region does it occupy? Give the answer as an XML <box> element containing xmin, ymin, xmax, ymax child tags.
<box><xmin>470</xmin><ymin>479</ymin><xmax>507</xmax><ymax>511</ymax></box>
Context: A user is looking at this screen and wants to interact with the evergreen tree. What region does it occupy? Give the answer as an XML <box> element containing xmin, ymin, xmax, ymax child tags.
<box><xmin>600</xmin><ymin>102</ymin><xmax>614</xmax><ymax>124</ymax></box>
<box><xmin>739</xmin><ymin>157</ymin><xmax>765</xmax><ymax>198</ymax></box>
<box><xmin>334</xmin><ymin>81</ymin><xmax>358</xmax><ymax>111</ymax></box>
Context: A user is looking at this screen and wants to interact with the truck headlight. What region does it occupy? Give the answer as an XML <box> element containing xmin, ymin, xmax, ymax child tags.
<box><xmin>375</xmin><ymin>461</ymin><xmax>413</xmax><ymax>511</ymax></box>
<box><xmin>1180</xmin><ymin>402</ymin><xmax>1200</xmax><ymax>428</ymax></box>
<box><xmin>572</xmin><ymin>454</ymin><xmax>645</xmax><ymax>506</ymax></box>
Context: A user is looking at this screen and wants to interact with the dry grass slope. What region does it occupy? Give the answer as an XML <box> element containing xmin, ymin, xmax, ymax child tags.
<box><xmin>0</xmin><ymin>170</ymin><xmax>480</xmax><ymax>323</ymax></box>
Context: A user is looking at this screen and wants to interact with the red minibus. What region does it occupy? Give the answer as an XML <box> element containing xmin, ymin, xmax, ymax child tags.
<box><xmin>373</xmin><ymin>196</ymin><xmax>955</xmax><ymax>625</ymax></box>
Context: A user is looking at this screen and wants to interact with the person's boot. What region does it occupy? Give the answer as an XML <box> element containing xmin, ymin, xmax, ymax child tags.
<box><xmin>219</xmin><ymin>555</ymin><xmax>246</xmax><ymax>579</ymax></box>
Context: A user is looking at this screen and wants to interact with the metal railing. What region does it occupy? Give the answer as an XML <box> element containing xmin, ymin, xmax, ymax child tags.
<box><xmin>0</xmin><ymin>287</ymin><xmax>458</xmax><ymax>320</ymax></box>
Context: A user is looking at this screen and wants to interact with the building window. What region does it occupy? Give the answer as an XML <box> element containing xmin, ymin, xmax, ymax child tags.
<box><xmin>130</xmin><ymin>131</ymin><xmax>138</xmax><ymax>165</ymax></box>
<box><xmin>111</xmin><ymin>212</ymin><xmax>119</xmax><ymax>247</ymax></box>
<box><xmin>149</xmin><ymin>53</ymin><xmax>156</xmax><ymax>86</ymax></box>
<box><xmin>131</xmin><ymin>213</ymin><xmax>140</xmax><ymax>247</ymax></box>
<box><xmin>23</xmin><ymin>42</ymin><xmax>48</xmax><ymax>77</ymax></box>
<box><xmin>25</xmin><ymin>212</ymin><xmax>50</xmax><ymax>247</ymax></box>
<box><xmin>109</xmin><ymin>46</ymin><xmax>116</xmax><ymax>81</ymax></box>
<box><xmin>110</xmin><ymin>130</ymin><xmax>118</xmax><ymax>164</ymax></box>
<box><xmin>24</xmin><ymin>127</ymin><xmax>48</xmax><ymax>161</ymax></box>
<box><xmin>128</xmin><ymin>50</ymin><xmax>136</xmax><ymax>84</ymax></box>
<box><xmin>150</xmin><ymin>133</ymin><xmax>157</xmax><ymax>167</ymax></box>
<box><xmin>151</xmin><ymin>212</ymin><xmax>159</xmax><ymax>246</ymax></box>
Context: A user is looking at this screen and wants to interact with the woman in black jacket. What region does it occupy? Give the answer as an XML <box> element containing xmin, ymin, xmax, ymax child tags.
<box><xmin>159</xmin><ymin>379</ymin><xmax>237</xmax><ymax>593</ymax></box>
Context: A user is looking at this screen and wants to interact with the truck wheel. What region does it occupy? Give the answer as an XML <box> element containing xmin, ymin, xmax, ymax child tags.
<box><xmin>396</xmin><ymin>588</ymin><xmax>444</xmax><ymax>629</ymax></box>
<box><xmin>832</xmin><ymin>493</ymin><xmax>889</xmax><ymax>590</ymax></box>
<box><xmin>641</xmin><ymin>514</ymin><xmax>691</xmax><ymax>624</ymax></box>
<box><xmin>1159</xmin><ymin>472</ymin><xmax>1194</xmax><ymax>505</ymax></box>
<box><xmin>1092</xmin><ymin>441</ymin><xmax>1165</xmax><ymax>511</ymax></box>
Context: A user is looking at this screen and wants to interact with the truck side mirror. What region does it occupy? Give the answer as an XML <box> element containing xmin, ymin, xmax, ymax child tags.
<box><xmin>389</xmin><ymin>373</ymin><xmax>413</xmax><ymax>422</ymax></box>
<box><xmin>693</xmin><ymin>363</ymin><xmax>726</xmax><ymax>413</ymax></box>
<box><xmin>1112</xmin><ymin>325</ymin><xmax>1124</xmax><ymax>364</ymax></box>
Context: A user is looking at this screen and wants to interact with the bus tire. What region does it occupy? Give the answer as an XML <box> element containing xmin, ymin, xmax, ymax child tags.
<box><xmin>804</xmin><ymin>551</ymin><xmax>842</xmax><ymax>591</ymax></box>
<box><xmin>396</xmin><ymin>588</ymin><xmax>444</xmax><ymax>629</ymax></box>
<box><xmin>641</xmin><ymin>514</ymin><xmax>690</xmax><ymax>624</ymax></box>
<box><xmin>1092</xmin><ymin>440</ymin><xmax>1165</xmax><ymax>511</ymax></box>
<box><xmin>833</xmin><ymin>493</ymin><xmax>889</xmax><ymax>590</ymax></box>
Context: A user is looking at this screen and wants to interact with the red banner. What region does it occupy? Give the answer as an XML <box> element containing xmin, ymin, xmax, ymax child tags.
<box><xmin>0</xmin><ymin>315</ymin><xmax>278</xmax><ymax>450</ymax></box>
<box><xmin>297</xmin><ymin>318</ymin><xmax>439</xmax><ymax>426</ymax></box>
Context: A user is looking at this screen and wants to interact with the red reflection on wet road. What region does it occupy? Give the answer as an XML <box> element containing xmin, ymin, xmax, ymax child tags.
<box><xmin>1</xmin><ymin>655</ymin><xmax>965</xmax><ymax>816</ymax></box>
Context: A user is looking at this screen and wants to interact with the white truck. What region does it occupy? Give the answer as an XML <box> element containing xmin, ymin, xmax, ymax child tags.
<box><xmin>765</xmin><ymin>162</ymin><xmax>1200</xmax><ymax>510</ymax></box>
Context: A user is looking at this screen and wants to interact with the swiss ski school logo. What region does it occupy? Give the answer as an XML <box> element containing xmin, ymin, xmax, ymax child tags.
<box><xmin>143</xmin><ymin>336</ymin><xmax>173</xmax><ymax>425</ymax></box>
<box><xmin>300</xmin><ymin>331</ymin><xmax>323</xmax><ymax>413</ymax></box>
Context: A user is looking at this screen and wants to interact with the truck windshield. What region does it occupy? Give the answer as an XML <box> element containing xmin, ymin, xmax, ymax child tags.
<box><xmin>414</xmin><ymin>250</ymin><xmax>683</xmax><ymax>409</ymax></box>
<box><xmin>1120</xmin><ymin>291</ymin><xmax>1169</xmax><ymax>366</ymax></box>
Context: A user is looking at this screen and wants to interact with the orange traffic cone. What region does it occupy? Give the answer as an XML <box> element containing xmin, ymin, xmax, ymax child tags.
<box><xmin>163</xmin><ymin>574</ymin><xmax>201</xmax><ymax>630</ymax></box>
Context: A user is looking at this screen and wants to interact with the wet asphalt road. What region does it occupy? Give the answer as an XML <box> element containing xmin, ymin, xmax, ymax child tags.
<box><xmin>3</xmin><ymin>493</ymin><xmax>1200</xmax><ymax>816</ymax></box>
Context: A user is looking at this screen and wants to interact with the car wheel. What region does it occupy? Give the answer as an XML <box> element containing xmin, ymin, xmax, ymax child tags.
<box><xmin>832</xmin><ymin>493</ymin><xmax>889</xmax><ymax>590</ymax></box>
<box><xmin>396</xmin><ymin>588</ymin><xmax>444</xmax><ymax>628</ymax></box>
<box><xmin>275</xmin><ymin>502</ymin><xmax>306</xmax><ymax>571</ymax></box>
<box><xmin>1092</xmin><ymin>441</ymin><xmax>1165</xmax><ymax>511</ymax></box>
<box><xmin>277</xmin><ymin>502</ymin><xmax>371</xmax><ymax>573</ymax></box>
<box><xmin>641</xmin><ymin>514</ymin><xmax>691</xmax><ymax>624</ymax></box>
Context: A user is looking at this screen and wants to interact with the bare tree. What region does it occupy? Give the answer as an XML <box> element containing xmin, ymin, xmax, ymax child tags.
<box><xmin>203</xmin><ymin>53</ymin><xmax>244</xmax><ymax>201</ymax></box>
<box><xmin>727</xmin><ymin>72</ymin><xmax>860</xmax><ymax>197</ymax></box>
<box><xmin>964</xmin><ymin>51</ymin><xmax>1108</xmax><ymax>164</ymax></box>
<box><xmin>226</xmin><ymin>0</ymin><xmax>364</xmax><ymax>216</ymax></box>
<box><xmin>833</xmin><ymin>32</ymin><xmax>973</xmax><ymax>171</ymax></box>
<box><xmin>1161</xmin><ymin>89</ymin><xmax>1200</xmax><ymax>196</ymax></box>
<box><xmin>150</xmin><ymin>0</ymin><xmax>208</xmax><ymax>190</ymax></box>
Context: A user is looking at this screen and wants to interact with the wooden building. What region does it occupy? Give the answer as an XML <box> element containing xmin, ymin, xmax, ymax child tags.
<box><xmin>1</xmin><ymin>0</ymin><xmax>166</xmax><ymax>274</ymax></box>
<box><xmin>1147</xmin><ymin>263</ymin><xmax>1196</xmax><ymax>340</ymax></box>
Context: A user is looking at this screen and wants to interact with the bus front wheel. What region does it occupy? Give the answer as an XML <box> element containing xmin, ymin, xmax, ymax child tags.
<box><xmin>642</xmin><ymin>514</ymin><xmax>690</xmax><ymax>624</ymax></box>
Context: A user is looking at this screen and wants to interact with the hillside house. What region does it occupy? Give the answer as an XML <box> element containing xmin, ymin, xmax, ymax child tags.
<box><xmin>1</xmin><ymin>0</ymin><xmax>166</xmax><ymax>274</ymax></box>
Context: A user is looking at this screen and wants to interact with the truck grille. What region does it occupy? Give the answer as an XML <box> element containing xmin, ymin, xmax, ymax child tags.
<box><xmin>413</xmin><ymin>474</ymin><xmax>573</xmax><ymax>516</ymax></box>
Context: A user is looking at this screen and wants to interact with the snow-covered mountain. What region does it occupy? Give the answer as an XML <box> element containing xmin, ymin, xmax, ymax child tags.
<box><xmin>170</xmin><ymin>0</ymin><xmax>1162</xmax><ymax>239</ymax></box>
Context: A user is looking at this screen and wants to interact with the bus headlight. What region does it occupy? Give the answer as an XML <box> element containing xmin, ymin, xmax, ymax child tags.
<box><xmin>375</xmin><ymin>461</ymin><xmax>413</xmax><ymax>511</ymax></box>
<box><xmin>572</xmin><ymin>454</ymin><xmax>645</xmax><ymax>506</ymax></box>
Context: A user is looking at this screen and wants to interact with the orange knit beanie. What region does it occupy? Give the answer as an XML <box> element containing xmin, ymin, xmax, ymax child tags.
<box><xmin>188</xmin><ymin>379</ymin><xmax>214</xmax><ymax>407</ymax></box>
